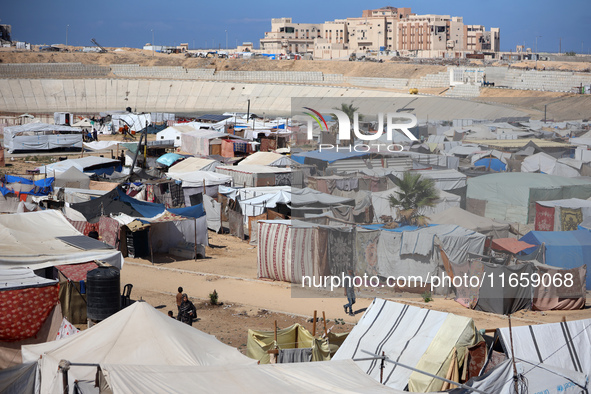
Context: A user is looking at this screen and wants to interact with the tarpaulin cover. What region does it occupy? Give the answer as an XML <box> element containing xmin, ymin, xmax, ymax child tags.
<box><xmin>70</xmin><ymin>187</ymin><xmax>205</xmax><ymax>222</ymax></box>
<box><xmin>100</xmin><ymin>360</ymin><xmax>401</xmax><ymax>394</ymax></box>
<box><xmin>429</xmin><ymin>207</ymin><xmax>510</xmax><ymax>238</ymax></box>
<box><xmin>533</xmin><ymin>264</ymin><xmax>586</xmax><ymax>311</ymax></box>
<box><xmin>497</xmin><ymin>319</ymin><xmax>591</xmax><ymax>376</ymax></box>
<box><xmin>246</xmin><ymin>323</ymin><xmax>330</xmax><ymax>364</ymax></box>
<box><xmin>0</xmin><ymin>210</ymin><xmax>123</xmax><ymax>270</ymax></box>
<box><xmin>0</xmin><ymin>268</ymin><xmax>58</xmax><ymax>290</ymax></box>
<box><xmin>0</xmin><ymin>283</ymin><xmax>58</xmax><ymax>341</ymax></box>
<box><xmin>22</xmin><ymin>301</ymin><xmax>254</xmax><ymax>394</ymax></box>
<box><xmin>333</xmin><ymin>298</ymin><xmax>479</xmax><ymax>391</ymax></box>
<box><xmin>520</xmin><ymin>230</ymin><xmax>591</xmax><ymax>288</ymax></box>
<box><xmin>0</xmin><ymin>361</ymin><xmax>37</xmax><ymax>394</ymax></box>
<box><xmin>490</xmin><ymin>238</ymin><xmax>535</xmax><ymax>254</ymax></box>
<box><xmin>474</xmin><ymin>157</ymin><xmax>506</xmax><ymax>172</ymax></box>
<box><xmin>462</xmin><ymin>358</ymin><xmax>588</xmax><ymax>394</ymax></box>
<box><xmin>473</xmin><ymin>261</ymin><xmax>535</xmax><ymax>314</ymax></box>
<box><xmin>156</xmin><ymin>152</ymin><xmax>185</xmax><ymax>167</ymax></box>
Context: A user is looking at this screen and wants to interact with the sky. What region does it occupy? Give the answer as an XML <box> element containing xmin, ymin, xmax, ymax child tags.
<box><xmin>3</xmin><ymin>0</ymin><xmax>591</xmax><ymax>53</ymax></box>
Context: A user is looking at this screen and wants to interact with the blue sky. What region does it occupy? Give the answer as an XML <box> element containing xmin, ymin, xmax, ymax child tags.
<box><xmin>3</xmin><ymin>0</ymin><xmax>590</xmax><ymax>53</ymax></box>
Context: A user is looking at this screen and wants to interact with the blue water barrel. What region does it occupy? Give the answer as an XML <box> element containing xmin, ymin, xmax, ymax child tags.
<box><xmin>86</xmin><ymin>266</ymin><xmax>121</xmax><ymax>321</ymax></box>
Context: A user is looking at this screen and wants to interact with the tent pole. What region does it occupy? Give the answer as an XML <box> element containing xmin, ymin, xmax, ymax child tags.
<box><xmin>312</xmin><ymin>310</ymin><xmax>317</xmax><ymax>336</ymax></box>
<box><xmin>194</xmin><ymin>218</ymin><xmax>197</xmax><ymax>261</ymax></box>
<box><xmin>508</xmin><ymin>314</ymin><xmax>519</xmax><ymax>394</ymax></box>
<box><xmin>380</xmin><ymin>351</ymin><xmax>385</xmax><ymax>384</ymax></box>
<box><xmin>322</xmin><ymin>311</ymin><xmax>327</xmax><ymax>336</ymax></box>
<box><xmin>149</xmin><ymin>227</ymin><xmax>154</xmax><ymax>265</ymax></box>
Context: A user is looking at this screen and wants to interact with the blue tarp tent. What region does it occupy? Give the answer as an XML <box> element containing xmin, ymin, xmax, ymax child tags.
<box><xmin>520</xmin><ymin>230</ymin><xmax>591</xmax><ymax>287</ymax></box>
<box><xmin>474</xmin><ymin>158</ymin><xmax>506</xmax><ymax>172</ymax></box>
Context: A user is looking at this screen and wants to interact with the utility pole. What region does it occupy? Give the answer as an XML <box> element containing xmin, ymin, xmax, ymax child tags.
<box><xmin>151</xmin><ymin>29</ymin><xmax>154</xmax><ymax>56</ymax></box>
<box><xmin>66</xmin><ymin>24</ymin><xmax>69</xmax><ymax>47</ymax></box>
<box><xmin>559</xmin><ymin>37</ymin><xmax>561</xmax><ymax>55</ymax></box>
<box><xmin>225</xmin><ymin>30</ymin><xmax>228</xmax><ymax>50</ymax></box>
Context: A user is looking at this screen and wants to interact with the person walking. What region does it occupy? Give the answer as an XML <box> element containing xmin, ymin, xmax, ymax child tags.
<box><xmin>343</xmin><ymin>269</ymin><xmax>356</xmax><ymax>316</ymax></box>
<box><xmin>176</xmin><ymin>287</ymin><xmax>183</xmax><ymax>315</ymax></box>
<box><xmin>177</xmin><ymin>294</ymin><xmax>197</xmax><ymax>326</ymax></box>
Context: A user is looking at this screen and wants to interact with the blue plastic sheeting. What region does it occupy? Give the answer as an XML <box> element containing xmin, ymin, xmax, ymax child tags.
<box><xmin>5</xmin><ymin>175</ymin><xmax>34</xmax><ymax>184</ymax></box>
<box><xmin>361</xmin><ymin>223</ymin><xmax>437</xmax><ymax>232</ymax></box>
<box><xmin>89</xmin><ymin>164</ymin><xmax>122</xmax><ymax>177</ymax></box>
<box><xmin>474</xmin><ymin>158</ymin><xmax>506</xmax><ymax>172</ymax></box>
<box><xmin>2</xmin><ymin>177</ymin><xmax>54</xmax><ymax>196</ymax></box>
<box><xmin>116</xmin><ymin>188</ymin><xmax>205</xmax><ymax>219</ymax></box>
<box><xmin>156</xmin><ymin>153</ymin><xmax>185</xmax><ymax>167</ymax></box>
<box><xmin>520</xmin><ymin>230</ymin><xmax>591</xmax><ymax>287</ymax></box>
<box><xmin>291</xmin><ymin>150</ymin><xmax>370</xmax><ymax>164</ymax></box>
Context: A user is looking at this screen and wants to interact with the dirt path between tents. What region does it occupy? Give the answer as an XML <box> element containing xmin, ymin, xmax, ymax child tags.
<box><xmin>117</xmin><ymin>231</ymin><xmax>591</xmax><ymax>354</ymax></box>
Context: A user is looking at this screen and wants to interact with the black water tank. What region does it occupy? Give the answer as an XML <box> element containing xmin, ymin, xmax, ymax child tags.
<box><xmin>87</xmin><ymin>266</ymin><xmax>121</xmax><ymax>321</ymax></box>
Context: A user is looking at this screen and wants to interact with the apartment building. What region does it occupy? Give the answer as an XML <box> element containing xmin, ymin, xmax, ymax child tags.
<box><xmin>260</xmin><ymin>7</ymin><xmax>500</xmax><ymax>58</ymax></box>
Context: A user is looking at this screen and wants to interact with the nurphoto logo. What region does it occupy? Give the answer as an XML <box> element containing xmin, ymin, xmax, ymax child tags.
<box><xmin>303</xmin><ymin>107</ymin><xmax>418</xmax><ymax>141</ymax></box>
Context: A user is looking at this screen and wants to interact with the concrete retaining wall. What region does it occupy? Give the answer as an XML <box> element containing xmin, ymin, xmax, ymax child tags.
<box><xmin>0</xmin><ymin>78</ymin><xmax>407</xmax><ymax>114</ymax></box>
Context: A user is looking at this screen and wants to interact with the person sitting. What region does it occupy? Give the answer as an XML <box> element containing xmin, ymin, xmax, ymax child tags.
<box><xmin>177</xmin><ymin>294</ymin><xmax>197</xmax><ymax>326</ymax></box>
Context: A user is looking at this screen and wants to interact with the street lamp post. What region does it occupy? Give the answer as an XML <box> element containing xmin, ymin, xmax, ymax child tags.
<box><xmin>535</xmin><ymin>35</ymin><xmax>542</xmax><ymax>69</ymax></box>
<box><xmin>66</xmin><ymin>24</ymin><xmax>69</xmax><ymax>47</ymax></box>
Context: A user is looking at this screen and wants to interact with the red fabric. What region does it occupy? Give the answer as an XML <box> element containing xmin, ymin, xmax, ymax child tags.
<box><xmin>55</xmin><ymin>262</ymin><xmax>98</xmax><ymax>282</ymax></box>
<box><xmin>490</xmin><ymin>238</ymin><xmax>535</xmax><ymax>254</ymax></box>
<box><xmin>0</xmin><ymin>285</ymin><xmax>59</xmax><ymax>341</ymax></box>
<box><xmin>99</xmin><ymin>216</ymin><xmax>120</xmax><ymax>248</ymax></box>
<box><xmin>535</xmin><ymin>203</ymin><xmax>555</xmax><ymax>231</ymax></box>
<box><xmin>221</xmin><ymin>140</ymin><xmax>234</xmax><ymax>158</ymax></box>
<box><xmin>67</xmin><ymin>218</ymin><xmax>100</xmax><ymax>236</ymax></box>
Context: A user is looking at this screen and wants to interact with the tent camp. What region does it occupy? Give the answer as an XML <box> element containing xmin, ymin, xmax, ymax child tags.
<box><xmin>257</xmin><ymin>221</ymin><xmax>485</xmax><ymax>285</ymax></box>
<box><xmin>467</xmin><ymin>173</ymin><xmax>591</xmax><ymax>224</ymax></box>
<box><xmin>22</xmin><ymin>301</ymin><xmax>254</xmax><ymax>394</ymax></box>
<box><xmin>0</xmin><ymin>210</ymin><xmax>123</xmax><ymax>270</ymax></box>
<box><xmin>180</xmin><ymin>130</ymin><xmax>235</xmax><ymax>157</ymax></box>
<box><xmin>332</xmin><ymin>298</ymin><xmax>481</xmax><ymax>391</ymax></box>
<box><xmin>429</xmin><ymin>206</ymin><xmax>510</xmax><ymax>238</ymax></box>
<box><xmin>98</xmin><ymin>360</ymin><xmax>402</xmax><ymax>394</ymax></box>
<box><xmin>3</xmin><ymin>123</ymin><xmax>83</xmax><ymax>153</ymax></box>
<box><xmin>534</xmin><ymin>198</ymin><xmax>591</xmax><ymax>231</ymax></box>
<box><xmin>520</xmin><ymin>229</ymin><xmax>591</xmax><ymax>287</ymax></box>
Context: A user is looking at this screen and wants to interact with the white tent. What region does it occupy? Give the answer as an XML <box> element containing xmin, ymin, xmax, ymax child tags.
<box><xmin>0</xmin><ymin>210</ymin><xmax>123</xmax><ymax>270</ymax></box>
<box><xmin>521</xmin><ymin>152</ymin><xmax>582</xmax><ymax>178</ymax></box>
<box><xmin>333</xmin><ymin>298</ymin><xmax>480</xmax><ymax>391</ymax></box>
<box><xmin>166</xmin><ymin>171</ymin><xmax>232</xmax><ymax>188</ymax></box>
<box><xmin>237</xmin><ymin>151</ymin><xmax>296</xmax><ymax>167</ymax></box>
<box><xmin>156</xmin><ymin>124</ymin><xmax>199</xmax><ymax>147</ymax></box>
<box><xmin>428</xmin><ymin>206</ymin><xmax>510</xmax><ymax>238</ymax></box>
<box><xmin>168</xmin><ymin>157</ymin><xmax>221</xmax><ymax>174</ymax></box>
<box><xmin>100</xmin><ymin>359</ymin><xmax>402</xmax><ymax>394</ymax></box>
<box><xmin>22</xmin><ymin>301</ymin><xmax>254</xmax><ymax>394</ymax></box>
<box><xmin>3</xmin><ymin>123</ymin><xmax>83</xmax><ymax>153</ymax></box>
<box><xmin>497</xmin><ymin>318</ymin><xmax>591</xmax><ymax>376</ymax></box>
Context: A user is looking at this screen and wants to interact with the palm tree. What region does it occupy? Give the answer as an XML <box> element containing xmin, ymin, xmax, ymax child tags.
<box><xmin>333</xmin><ymin>103</ymin><xmax>363</xmax><ymax>124</ymax></box>
<box><xmin>388</xmin><ymin>172</ymin><xmax>439</xmax><ymax>227</ymax></box>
